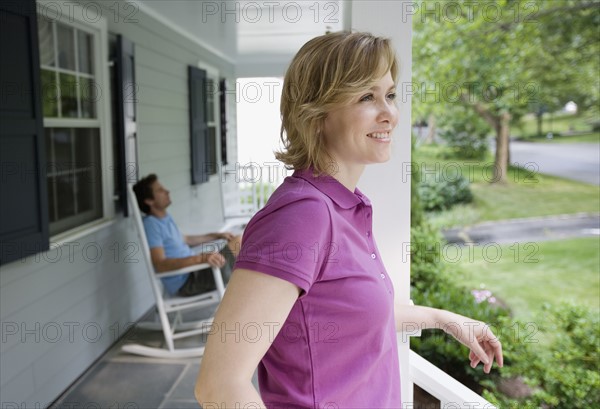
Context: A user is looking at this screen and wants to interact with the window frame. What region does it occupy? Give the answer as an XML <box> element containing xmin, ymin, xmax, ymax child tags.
<box><xmin>38</xmin><ymin>0</ymin><xmax>114</xmax><ymax>241</ymax></box>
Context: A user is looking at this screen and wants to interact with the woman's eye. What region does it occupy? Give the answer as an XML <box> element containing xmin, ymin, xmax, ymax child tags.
<box><xmin>359</xmin><ymin>94</ymin><xmax>374</xmax><ymax>102</ymax></box>
<box><xmin>387</xmin><ymin>93</ymin><xmax>397</xmax><ymax>101</ymax></box>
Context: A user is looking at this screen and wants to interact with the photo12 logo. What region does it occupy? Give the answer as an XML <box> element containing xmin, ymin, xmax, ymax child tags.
<box><xmin>37</xmin><ymin>1</ymin><xmax>139</xmax><ymax>24</ymax></box>
<box><xmin>401</xmin><ymin>1</ymin><xmax>540</xmax><ymax>24</ymax></box>
<box><xmin>200</xmin><ymin>1</ymin><xmax>340</xmax><ymax>24</ymax></box>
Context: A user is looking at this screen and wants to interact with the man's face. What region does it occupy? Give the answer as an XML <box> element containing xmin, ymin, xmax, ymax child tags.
<box><xmin>146</xmin><ymin>180</ymin><xmax>171</xmax><ymax>212</ymax></box>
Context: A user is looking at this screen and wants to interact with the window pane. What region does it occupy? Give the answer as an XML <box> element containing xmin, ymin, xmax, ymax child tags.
<box><xmin>56</xmin><ymin>173</ymin><xmax>75</xmax><ymax>219</ymax></box>
<box><xmin>50</xmin><ymin>128</ymin><xmax>73</xmax><ymax>165</ymax></box>
<box><xmin>45</xmin><ymin>128</ymin><xmax>58</xmax><ymax>223</ymax></box>
<box><xmin>47</xmin><ymin>128</ymin><xmax>102</xmax><ymax>235</ymax></box>
<box><xmin>74</xmin><ymin>128</ymin><xmax>102</xmax><ymax>217</ymax></box>
<box><xmin>57</xmin><ymin>23</ymin><xmax>76</xmax><ymax>70</ymax></box>
<box><xmin>206</xmin><ymin>79</ymin><xmax>215</xmax><ymax>122</ymax></box>
<box><xmin>74</xmin><ymin>128</ymin><xmax>96</xmax><ymax>165</ymax></box>
<box><xmin>78</xmin><ymin>31</ymin><xmax>93</xmax><ymax>74</ymax></box>
<box><xmin>46</xmin><ymin>128</ymin><xmax>74</xmax><ymax>222</ymax></box>
<box><xmin>47</xmin><ymin>176</ymin><xmax>57</xmax><ymax>222</ymax></box>
<box><xmin>76</xmin><ymin>168</ymin><xmax>101</xmax><ymax>213</ymax></box>
<box><xmin>80</xmin><ymin>77</ymin><xmax>97</xmax><ymax>118</ymax></box>
<box><xmin>208</xmin><ymin>126</ymin><xmax>217</xmax><ymax>175</ymax></box>
<box><xmin>41</xmin><ymin>69</ymin><xmax>58</xmax><ymax>117</ymax></box>
<box><xmin>59</xmin><ymin>73</ymin><xmax>78</xmax><ymax>118</ymax></box>
<box><xmin>38</xmin><ymin>18</ymin><xmax>55</xmax><ymax>67</ymax></box>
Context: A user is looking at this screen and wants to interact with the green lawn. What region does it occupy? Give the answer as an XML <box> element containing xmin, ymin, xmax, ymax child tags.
<box><xmin>514</xmin><ymin>111</ymin><xmax>598</xmax><ymax>139</ymax></box>
<box><xmin>518</xmin><ymin>131</ymin><xmax>600</xmax><ymax>144</ymax></box>
<box><xmin>415</xmin><ymin>144</ymin><xmax>600</xmax><ymax>323</ymax></box>
<box><xmin>414</xmin><ymin>145</ymin><xmax>600</xmax><ymax>229</ymax></box>
<box><xmin>451</xmin><ymin>237</ymin><xmax>600</xmax><ymax>321</ymax></box>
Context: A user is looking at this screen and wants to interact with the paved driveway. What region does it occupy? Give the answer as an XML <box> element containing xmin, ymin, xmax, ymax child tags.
<box><xmin>444</xmin><ymin>213</ymin><xmax>600</xmax><ymax>245</ymax></box>
<box><xmin>509</xmin><ymin>141</ymin><xmax>600</xmax><ymax>185</ymax></box>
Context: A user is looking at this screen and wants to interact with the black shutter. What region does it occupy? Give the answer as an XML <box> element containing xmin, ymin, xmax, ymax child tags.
<box><xmin>219</xmin><ymin>78</ymin><xmax>228</xmax><ymax>165</ymax></box>
<box><xmin>189</xmin><ymin>66</ymin><xmax>209</xmax><ymax>184</ymax></box>
<box><xmin>0</xmin><ymin>0</ymin><xmax>49</xmax><ymax>265</ymax></box>
<box><xmin>114</xmin><ymin>34</ymin><xmax>137</xmax><ymax>216</ymax></box>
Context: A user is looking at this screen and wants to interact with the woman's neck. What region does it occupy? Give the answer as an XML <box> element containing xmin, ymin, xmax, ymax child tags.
<box><xmin>328</xmin><ymin>162</ymin><xmax>365</xmax><ymax>192</ymax></box>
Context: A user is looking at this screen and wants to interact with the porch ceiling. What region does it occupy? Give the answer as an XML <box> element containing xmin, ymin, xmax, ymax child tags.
<box><xmin>137</xmin><ymin>0</ymin><xmax>346</xmax><ymax>77</ymax></box>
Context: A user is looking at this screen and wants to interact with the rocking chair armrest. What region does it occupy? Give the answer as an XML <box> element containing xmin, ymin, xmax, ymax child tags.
<box><xmin>220</xmin><ymin>216</ymin><xmax>251</xmax><ymax>233</ymax></box>
<box><xmin>154</xmin><ymin>263</ymin><xmax>215</xmax><ymax>278</ymax></box>
<box><xmin>189</xmin><ymin>239</ymin><xmax>227</xmax><ymax>254</ymax></box>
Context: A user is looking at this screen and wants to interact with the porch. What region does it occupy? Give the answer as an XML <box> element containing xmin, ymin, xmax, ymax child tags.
<box><xmin>1</xmin><ymin>0</ymin><xmax>495</xmax><ymax>406</ymax></box>
<box><xmin>51</xmin><ymin>308</ymin><xmax>495</xmax><ymax>408</ymax></box>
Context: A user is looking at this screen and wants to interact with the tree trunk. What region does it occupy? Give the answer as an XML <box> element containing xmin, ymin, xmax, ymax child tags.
<box><xmin>536</xmin><ymin>113</ymin><xmax>543</xmax><ymax>137</ymax></box>
<box><xmin>425</xmin><ymin>114</ymin><xmax>436</xmax><ymax>144</ymax></box>
<box><xmin>465</xmin><ymin>97</ymin><xmax>511</xmax><ymax>184</ymax></box>
<box><xmin>493</xmin><ymin>111</ymin><xmax>511</xmax><ymax>184</ymax></box>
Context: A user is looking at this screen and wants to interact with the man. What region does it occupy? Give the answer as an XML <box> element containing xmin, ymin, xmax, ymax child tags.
<box><xmin>133</xmin><ymin>174</ymin><xmax>241</xmax><ymax>297</ymax></box>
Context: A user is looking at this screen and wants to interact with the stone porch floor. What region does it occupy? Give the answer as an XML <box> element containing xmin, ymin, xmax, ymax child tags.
<box><xmin>52</xmin><ymin>305</ymin><xmax>259</xmax><ymax>409</ymax></box>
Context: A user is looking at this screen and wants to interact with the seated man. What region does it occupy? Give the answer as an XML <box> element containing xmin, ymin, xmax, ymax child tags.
<box><xmin>133</xmin><ymin>174</ymin><xmax>241</xmax><ymax>297</ymax></box>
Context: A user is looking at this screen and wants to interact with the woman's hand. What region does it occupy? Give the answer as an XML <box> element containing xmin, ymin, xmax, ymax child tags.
<box><xmin>395</xmin><ymin>304</ymin><xmax>503</xmax><ymax>374</ymax></box>
<box><xmin>442</xmin><ymin>314</ymin><xmax>504</xmax><ymax>374</ymax></box>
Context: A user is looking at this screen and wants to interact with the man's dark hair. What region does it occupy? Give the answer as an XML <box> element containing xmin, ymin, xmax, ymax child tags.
<box><xmin>133</xmin><ymin>174</ymin><xmax>157</xmax><ymax>214</ymax></box>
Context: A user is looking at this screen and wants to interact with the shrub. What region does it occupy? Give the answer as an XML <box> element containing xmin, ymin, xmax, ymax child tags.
<box><xmin>483</xmin><ymin>303</ymin><xmax>600</xmax><ymax>408</ymax></box>
<box><xmin>438</xmin><ymin>111</ymin><xmax>490</xmax><ymax>160</ymax></box>
<box><xmin>418</xmin><ymin>171</ymin><xmax>473</xmax><ymax>211</ymax></box>
<box><xmin>410</xmin><ymin>221</ymin><xmax>510</xmax><ymax>390</ymax></box>
<box><xmin>410</xmin><ymin>140</ymin><xmax>599</xmax><ymax>408</ymax></box>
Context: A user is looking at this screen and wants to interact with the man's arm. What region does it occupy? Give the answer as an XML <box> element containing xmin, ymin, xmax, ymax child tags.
<box><xmin>184</xmin><ymin>232</ymin><xmax>233</xmax><ymax>247</ymax></box>
<box><xmin>149</xmin><ymin>246</ymin><xmax>213</xmax><ymax>272</ymax></box>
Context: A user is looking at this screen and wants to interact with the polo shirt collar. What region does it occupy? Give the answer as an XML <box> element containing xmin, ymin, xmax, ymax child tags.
<box><xmin>293</xmin><ymin>168</ymin><xmax>370</xmax><ymax>209</ymax></box>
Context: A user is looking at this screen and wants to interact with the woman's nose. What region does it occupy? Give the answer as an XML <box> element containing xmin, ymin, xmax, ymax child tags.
<box><xmin>378</xmin><ymin>101</ymin><xmax>398</xmax><ymax>123</ymax></box>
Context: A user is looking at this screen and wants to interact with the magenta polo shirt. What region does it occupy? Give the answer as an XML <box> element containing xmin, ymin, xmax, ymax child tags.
<box><xmin>234</xmin><ymin>168</ymin><xmax>401</xmax><ymax>409</ymax></box>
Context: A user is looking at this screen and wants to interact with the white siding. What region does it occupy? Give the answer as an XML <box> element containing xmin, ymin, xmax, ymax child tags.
<box><xmin>0</xmin><ymin>0</ymin><xmax>237</xmax><ymax>405</ymax></box>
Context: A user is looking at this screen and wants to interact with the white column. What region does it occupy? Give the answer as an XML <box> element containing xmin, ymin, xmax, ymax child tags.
<box><xmin>350</xmin><ymin>0</ymin><xmax>414</xmax><ymax>404</ymax></box>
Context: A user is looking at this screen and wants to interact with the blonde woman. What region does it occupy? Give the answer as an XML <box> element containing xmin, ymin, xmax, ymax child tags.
<box><xmin>195</xmin><ymin>31</ymin><xmax>503</xmax><ymax>409</ymax></box>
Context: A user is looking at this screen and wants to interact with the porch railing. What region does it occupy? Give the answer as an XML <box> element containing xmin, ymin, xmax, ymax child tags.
<box><xmin>223</xmin><ymin>164</ymin><xmax>289</xmax><ymax>218</ymax></box>
<box><xmin>409</xmin><ymin>350</ymin><xmax>497</xmax><ymax>408</ymax></box>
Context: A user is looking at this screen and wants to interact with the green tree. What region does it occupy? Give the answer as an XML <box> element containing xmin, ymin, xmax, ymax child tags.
<box><xmin>413</xmin><ymin>0</ymin><xmax>600</xmax><ymax>183</ymax></box>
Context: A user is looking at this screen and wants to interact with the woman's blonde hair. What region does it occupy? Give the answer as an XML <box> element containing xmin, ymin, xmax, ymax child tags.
<box><xmin>275</xmin><ymin>31</ymin><xmax>399</xmax><ymax>175</ymax></box>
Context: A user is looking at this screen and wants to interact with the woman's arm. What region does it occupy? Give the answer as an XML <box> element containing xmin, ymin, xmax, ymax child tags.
<box><xmin>195</xmin><ymin>268</ymin><xmax>301</xmax><ymax>407</ymax></box>
<box><xmin>395</xmin><ymin>303</ymin><xmax>503</xmax><ymax>373</ymax></box>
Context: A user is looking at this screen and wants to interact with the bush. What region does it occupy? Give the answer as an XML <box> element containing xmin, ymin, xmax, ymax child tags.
<box><xmin>410</xmin><ymin>142</ymin><xmax>600</xmax><ymax>407</ymax></box>
<box><xmin>410</xmin><ymin>222</ymin><xmax>510</xmax><ymax>390</ymax></box>
<box><xmin>439</xmin><ymin>110</ymin><xmax>490</xmax><ymax>160</ymax></box>
<box><xmin>410</xmin><ymin>154</ymin><xmax>505</xmax><ymax>390</ymax></box>
<box><xmin>418</xmin><ymin>170</ymin><xmax>473</xmax><ymax>211</ymax></box>
<box><xmin>483</xmin><ymin>303</ymin><xmax>600</xmax><ymax>408</ymax></box>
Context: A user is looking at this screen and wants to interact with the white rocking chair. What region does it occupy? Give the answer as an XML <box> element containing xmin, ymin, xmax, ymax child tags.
<box><xmin>122</xmin><ymin>184</ymin><xmax>226</xmax><ymax>358</ymax></box>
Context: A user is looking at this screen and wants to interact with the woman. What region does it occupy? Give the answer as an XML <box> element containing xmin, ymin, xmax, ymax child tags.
<box><xmin>195</xmin><ymin>31</ymin><xmax>502</xmax><ymax>409</ymax></box>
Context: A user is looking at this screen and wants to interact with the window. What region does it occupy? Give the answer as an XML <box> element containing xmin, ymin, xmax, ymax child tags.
<box><xmin>189</xmin><ymin>64</ymin><xmax>221</xmax><ymax>184</ymax></box>
<box><xmin>205</xmin><ymin>75</ymin><xmax>219</xmax><ymax>176</ymax></box>
<box><xmin>37</xmin><ymin>10</ymin><xmax>111</xmax><ymax>236</ymax></box>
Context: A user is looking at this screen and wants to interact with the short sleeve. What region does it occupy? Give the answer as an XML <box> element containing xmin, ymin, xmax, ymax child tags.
<box><xmin>143</xmin><ymin>217</ymin><xmax>164</xmax><ymax>249</ymax></box>
<box><xmin>234</xmin><ymin>198</ymin><xmax>332</xmax><ymax>295</ymax></box>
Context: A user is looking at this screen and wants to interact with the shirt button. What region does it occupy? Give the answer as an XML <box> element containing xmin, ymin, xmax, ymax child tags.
<box><xmin>366</xmin><ymin>231</ymin><xmax>371</xmax><ymax>237</ymax></box>
<box><xmin>371</xmin><ymin>253</ymin><xmax>376</xmax><ymax>259</ymax></box>
<box><xmin>380</xmin><ymin>273</ymin><xmax>385</xmax><ymax>279</ymax></box>
<box><xmin>366</xmin><ymin>213</ymin><xmax>371</xmax><ymax>218</ymax></box>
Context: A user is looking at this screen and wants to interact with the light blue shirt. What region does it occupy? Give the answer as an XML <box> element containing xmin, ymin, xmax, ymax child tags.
<box><xmin>143</xmin><ymin>213</ymin><xmax>191</xmax><ymax>294</ymax></box>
